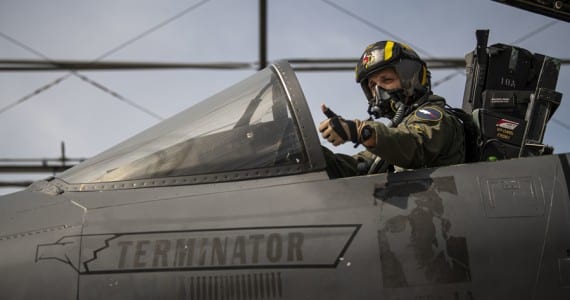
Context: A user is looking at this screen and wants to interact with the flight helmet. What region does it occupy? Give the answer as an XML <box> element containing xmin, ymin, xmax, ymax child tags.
<box><xmin>355</xmin><ymin>40</ymin><xmax>431</xmax><ymax>119</ymax></box>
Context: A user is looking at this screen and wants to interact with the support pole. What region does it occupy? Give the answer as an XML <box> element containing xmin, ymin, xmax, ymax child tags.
<box><xmin>259</xmin><ymin>0</ymin><xmax>267</xmax><ymax>70</ymax></box>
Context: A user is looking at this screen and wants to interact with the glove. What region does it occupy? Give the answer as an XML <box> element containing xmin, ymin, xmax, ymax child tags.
<box><xmin>319</xmin><ymin>116</ymin><xmax>361</xmax><ymax>146</ymax></box>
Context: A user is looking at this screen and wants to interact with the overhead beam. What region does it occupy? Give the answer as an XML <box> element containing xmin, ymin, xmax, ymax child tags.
<box><xmin>0</xmin><ymin>60</ymin><xmax>254</xmax><ymax>71</ymax></box>
<box><xmin>0</xmin><ymin>181</ymin><xmax>33</xmax><ymax>188</ymax></box>
<box><xmin>0</xmin><ymin>165</ymin><xmax>73</xmax><ymax>173</ymax></box>
<box><xmin>0</xmin><ymin>155</ymin><xmax>84</xmax><ymax>174</ymax></box>
<box><xmin>1</xmin><ymin>58</ymin><xmax>568</xmax><ymax>72</ymax></box>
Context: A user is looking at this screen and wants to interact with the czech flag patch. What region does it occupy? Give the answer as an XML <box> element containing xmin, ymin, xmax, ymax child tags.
<box><xmin>415</xmin><ymin>107</ymin><xmax>443</xmax><ymax>121</ymax></box>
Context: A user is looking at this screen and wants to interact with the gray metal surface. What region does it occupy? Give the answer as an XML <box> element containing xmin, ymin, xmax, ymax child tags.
<box><xmin>1</xmin><ymin>152</ymin><xmax>569</xmax><ymax>299</ymax></box>
<box><xmin>0</xmin><ymin>61</ymin><xmax>569</xmax><ymax>299</ymax></box>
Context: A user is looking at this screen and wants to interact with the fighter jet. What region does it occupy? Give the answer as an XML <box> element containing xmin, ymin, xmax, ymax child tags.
<box><xmin>1</xmin><ymin>54</ymin><xmax>569</xmax><ymax>299</ymax></box>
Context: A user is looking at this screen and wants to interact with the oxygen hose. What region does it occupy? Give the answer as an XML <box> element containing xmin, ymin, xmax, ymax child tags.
<box><xmin>387</xmin><ymin>102</ymin><xmax>407</xmax><ymax>127</ymax></box>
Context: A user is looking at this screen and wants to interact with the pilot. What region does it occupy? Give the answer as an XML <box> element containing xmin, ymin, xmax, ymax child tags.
<box><xmin>319</xmin><ymin>40</ymin><xmax>465</xmax><ymax>178</ymax></box>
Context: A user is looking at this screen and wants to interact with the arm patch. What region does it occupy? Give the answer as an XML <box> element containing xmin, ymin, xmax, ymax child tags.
<box><xmin>415</xmin><ymin>107</ymin><xmax>443</xmax><ymax>121</ymax></box>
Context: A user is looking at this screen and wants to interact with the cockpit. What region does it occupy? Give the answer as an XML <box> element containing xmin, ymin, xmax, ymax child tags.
<box><xmin>55</xmin><ymin>62</ymin><xmax>326</xmax><ymax>192</ymax></box>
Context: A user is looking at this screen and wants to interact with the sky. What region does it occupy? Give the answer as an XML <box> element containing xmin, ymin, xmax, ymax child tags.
<box><xmin>1</xmin><ymin>0</ymin><xmax>569</xmax><ymax>195</ymax></box>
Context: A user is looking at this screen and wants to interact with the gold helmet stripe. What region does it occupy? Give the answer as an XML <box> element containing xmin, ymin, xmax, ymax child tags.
<box><xmin>384</xmin><ymin>41</ymin><xmax>394</xmax><ymax>61</ymax></box>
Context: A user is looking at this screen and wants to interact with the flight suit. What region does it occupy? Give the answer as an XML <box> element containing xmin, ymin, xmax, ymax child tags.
<box><xmin>323</xmin><ymin>96</ymin><xmax>465</xmax><ymax>178</ymax></box>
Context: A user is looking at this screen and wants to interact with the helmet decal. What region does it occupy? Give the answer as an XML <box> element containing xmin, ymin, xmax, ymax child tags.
<box><xmin>384</xmin><ymin>41</ymin><xmax>394</xmax><ymax>61</ymax></box>
<box><xmin>361</xmin><ymin>52</ymin><xmax>375</xmax><ymax>69</ymax></box>
<box><xmin>421</xmin><ymin>65</ymin><xmax>428</xmax><ymax>86</ymax></box>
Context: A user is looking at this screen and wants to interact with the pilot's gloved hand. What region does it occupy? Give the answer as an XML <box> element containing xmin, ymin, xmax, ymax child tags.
<box><xmin>319</xmin><ymin>117</ymin><xmax>362</xmax><ymax>146</ymax></box>
<box><xmin>319</xmin><ymin>104</ymin><xmax>363</xmax><ymax>146</ymax></box>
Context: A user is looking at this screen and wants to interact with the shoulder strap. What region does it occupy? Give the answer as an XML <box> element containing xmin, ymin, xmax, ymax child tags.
<box><xmin>444</xmin><ymin>105</ymin><xmax>481</xmax><ymax>163</ymax></box>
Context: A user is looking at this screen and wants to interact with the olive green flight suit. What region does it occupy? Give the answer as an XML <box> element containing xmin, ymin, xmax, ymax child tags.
<box><xmin>324</xmin><ymin>96</ymin><xmax>465</xmax><ymax>178</ymax></box>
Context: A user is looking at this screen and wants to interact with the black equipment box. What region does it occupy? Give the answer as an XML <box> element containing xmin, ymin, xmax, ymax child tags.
<box><xmin>462</xmin><ymin>30</ymin><xmax>562</xmax><ymax>161</ymax></box>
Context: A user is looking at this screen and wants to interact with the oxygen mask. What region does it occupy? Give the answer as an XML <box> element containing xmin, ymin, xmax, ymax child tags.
<box><xmin>367</xmin><ymin>85</ymin><xmax>406</xmax><ymax>120</ymax></box>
